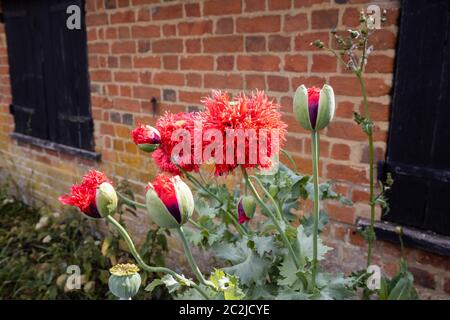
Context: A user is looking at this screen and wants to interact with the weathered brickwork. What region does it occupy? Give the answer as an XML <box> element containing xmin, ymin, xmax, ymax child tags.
<box><xmin>0</xmin><ymin>0</ymin><xmax>449</xmax><ymax>298</ymax></box>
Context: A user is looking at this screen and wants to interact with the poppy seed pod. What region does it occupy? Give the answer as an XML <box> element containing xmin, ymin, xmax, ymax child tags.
<box><xmin>237</xmin><ymin>195</ymin><xmax>256</xmax><ymax>224</ymax></box>
<box><xmin>95</xmin><ymin>182</ymin><xmax>118</xmax><ymax>218</ymax></box>
<box><xmin>293</xmin><ymin>84</ymin><xmax>335</xmax><ymax>132</ymax></box>
<box><xmin>108</xmin><ymin>264</ymin><xmax>141</xmax><ymax>300</ymax></box>
<box><xmin>131</xmin><ymin>124</ymin><xmax>161</xmax><ymax>153</ymax></box>
<box><xmin>145</xmin><ymin>175</ymin><xmax>194</xmax><ymax>229</ymax></box>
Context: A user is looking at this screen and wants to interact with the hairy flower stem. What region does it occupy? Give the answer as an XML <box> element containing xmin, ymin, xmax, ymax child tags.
<box><xmin>182</xmin><ymin>170</ymin><xmax>248</xmax><ymax>237</ymax></box>
<box><xmin>117</xmin><ymin>191</ymin><xmax>146</xmax><ymax>209</ymax></box>
<box><xmin>357</xmin><ymin>72</ymin><xmax>376</xmax><ymax>268</ymax></box>
<box><xmin>241</xmin><ymin>167</ymin><xmax>300</xmax><ymax>269</ymax></box>
<box><xmin>176</xmin><ymin>226</ymin><xmax>210</xmax><ymax>287</ymax></box>
<box><xmin>311</xmin><ymin>131</ymin><xmax>320</xmax><ymax>287</ymax></box>
<box><xmin>106</xmin><ymin>215</ymin><xmax>210</xmax><ymax>300</ymax></box>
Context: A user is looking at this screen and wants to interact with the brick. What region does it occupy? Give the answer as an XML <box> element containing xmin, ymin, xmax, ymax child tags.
<box><xmin>180</xmin><ymin>56</ymin><xmax>214</xmax><ymax>70</ymax></box>
<box><xmin>408</xmin><ymin>267</ymin><xmax>436</xmax><ymax>289</ymax></box>
<box><xmin>100</xmin><ymin>123</ymin><xmax>115</xmax><ymax>135</ymax></box>
<box><xmin>365</xmin><ymin>55</ymin><xmax>394</xmax><ymax>74</ymax></box>
<box><xmin>217</xmin><ymin>56</ymin><xmax>234</xmax><ymax>71</ymax></box>
<box><xmin>292</xmin><ymin>76</ymin><xmax>326</xmax><ymax>89</ymax></box>
<box><xmin>179</xmin><ymin>21</ymin><xmax>213</xmax><ymax>36</ymax></box>
<box><xmin>186</xmin><ymin>73</ymin><xmax>202</xmax><ymax>87</ymax></box>
<box><xmin>119</xmin><ymin>56</ymin><xmax>132</xmax><ymax>68</ymax></box>
<box><xmin>284</xmin><ymin>13</ymin><xmax>308</xmax><ymax>32</ymax></box>
<box><xmin>151</xmin><ymin>4</ymin><xmax>183</xmax><ymax>20</ymax></box>
<box><xmin>352</xmin><ymin>188</ymin><xmax>370</xmax><ymax>203</ymax></box>
<box><xmin>114</xmin><ymin>71</ymin><xmax>139</xmax><ymax>82</ymax></box>
<box><xmin>327</xmin><ymin>121</ymin><xmax>367</xmax><ymax>141</ymax></box>
<box><xmin>330</xmin><ymin>76</ymin><xmax>390</xmax><ymax>97</ymax></box>
<box><xmin>111</xmin><ymin>41</ymin><xmax>136</xmax><ymax>54</ymax></box>
<box><xmin>114</xmin><ymin>98</ymin><xmax>141</xmax><ymax>112</ymax></box>
<box><xmin>342</xmin><ymin>7</ymin><xmax>360</xmax><ymax>28</ymax></box>
<box><xmin>133</xmin><ymin>56</ymin><xmax>160</xmax><ymax>68</ymax></box>
<box><xmin>295</xmin><ymin>32</ymin><xmax>329</xmax><ymax>51</ymax></box>
<box><xmin>359</xmin><ymin>101</ymin><xmax>390</xmax><ymax>122</ymax></box>
<box><xmin>284</xmin><ymin>54</ymin><xmax>308</xmax><ymax>72</ymax></box>
<box><xmin>118</xmin><ymin>27</ymin><xmax>130</xmax><ymax>39</ymax></box>
<box><xmin>133</xmin><ymin>86</ymin><xmax>160</xmax><ymax>100</ymax></box>
<box><xmin>268</xmin><ymin>0</ymin><xmax>291</xmax><ymax>10</ymax></box>
<box><xmin>204</xmin><ymin>74</ymin><xmax>243</xmax><ymax>89</ymax></box>
<box><xmin>90</xmin><ymin>70</ymin><xmax>112</xmax><ymax>82</ymax></box>
<box><xmin>361</xmin><ymin>145</ymin><xmax>385</xmax><ymax>164</ymax></box>
<box><xmin>312</xmin><ymin>54</ymin><xmax>337</xmax><ymax>72</ymax></box>
<box><xmin>122</xmin><ymin>113</ymin><xmax>133</xmax><ymax>125</ymax></box>
<box><xmin>131</xmin><ymin>25</ymin><xmax>160</xmax><ymax>38</ymax></box>
<box><xmin>245</xmin><ymin>0</ymin><xmax>265</xmax><ymax>12</ymax></box>
<box><xmin>216</xmin><ymin>18</ymin><xmax>234</xmax><ymax>35</ymax></box>
<box><xmin>237</xmin><ymin>55</ymin><xmax>280</xmax><ymax>71</ymax></box>
<box><xmin>185</xmin><ymin>3</ymin><xmax>201</xmax><ymax>17</ymax></box>
<box><xmin>186</xmin><ymin>39</ymin><xmax>201</xmax><ymax>53</ymax></box>
<box><xmin>294</xmin><ymin>0</ymin><xmax>327</xmax><ymax>7</ymax></box>
<box><xmin>111</xmin><ymin>10</ymin><xmax>135</xmax><ymax>24</ymax></box>
<box><xmin>162</xmin><ymin>24</ymin><xmax>176</xmax><ymax>37</ymax></box>
<box><xmin>137</xmin><ymin>7</ymin><xmax>151</xmax><ymax>21</ymax></box>
<box><xmin>245</xmin><ymin>36</ymin><xmax>266</xmax><ymax>52</ymax></box>
<box><xmin>204</xmin><ymin>36</ymin><xmax>243</xmax><ymax>53</ymax></box>
<box><xmin>245</xmin><ymin>74</ymin><xmax>265</xmax><ymax>90</ymax></box>
<box><xmin>86</xmin><ymin>13</ymin><xmax>108</xmax><ymax>26</ymax></box>
<box><xmin>179</xmin><ymin>91</ymin><xmax>206</xmax><ymax>104</ymax></box>
<box><xmin>312</xmin><ymin>9</ymin><xmax>339</xmax><ymax>29</ymax></box>
<box><xmin>268</xmin><ymin>35</ymin><xmax>290</xmax><ymax>52</ymax></box>
<box><xmin>153</xmin><ymin>72</ymin><xmax>184</xmax><ymax>86</ymax></box>
<box><xmin>237</xmin><ymin>16</ymin><xmax>281</xmax><ymax>33</ymax></box>
<box><xmin>163</xmin><ymin>56</ymin><xmax>178</xmax><ymax>70</ymax></box>
<box><xmin>268</xmin><ymin>75</ymin><xmax>289</xmax><ymax>92</ymax></box>
<box><xmin>89</xmin><ymin>42</ymin><xmax>109</xmax><ymax>54</ymax></box>
<box><xmin>331</xmin><ymin>143</ymin><xmax>351</xmax><ymax>160</ymax></box>
<box><xmin>371</xmin><ymin>30</ymin><xmax>397</xmax><ymax>50</ymax></box>
<box><xmin>138</xmin><ymin>40</ymin><xmax>151</xmax><ymax>53</ymax></box>
<box><xmin>152</xmin><ymin>39</ymin><xmax>183</xmax><ymax>53</ymax></box>
<box><xmin>204</xmin><ymin>0</ymin><xmax>242</xmax><ymax>15</ymax></box>
<box><xmin>327</xmin><ymin>163</ymin><xmax>368</xmax><ymax>184</ymax></box>
<box><xmin>163</xmin><ymin>89</ymin><xmax>176</xmax><ymax>102</ymax></box>
<box><xmin>336</xmin><ymin>101</ymin><xmax>355</xmax><ymax>119</ymax></box>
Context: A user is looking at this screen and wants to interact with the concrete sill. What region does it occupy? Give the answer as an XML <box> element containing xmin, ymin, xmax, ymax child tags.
<box><xmin>356</xmin><ymin>218</ymin><xmax>450</xmax><ymax>257</ymax></box>
<box><xmin>10</xmin><ymin>132</ymin><xmax>101</xmax><ymax>162</ymax></box>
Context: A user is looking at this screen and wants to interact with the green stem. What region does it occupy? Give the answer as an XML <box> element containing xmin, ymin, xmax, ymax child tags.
<box><xmin>183</xmin><ymin>170</ymin><xmax>248</xmax><ymax>237</ymax></box>
<box><xmin>249</xmin><ymin>175</ymin><xmax>283</xmax><ymax>221</ymax></box>
<box><xmin>241</xmin><ymin>167</ymin><xmax>300</xmax><ymax>269</ymax></box>
<box><xmin>117</xmin><ymin>191</ymin><xmax>146</xmax><ymax>209</ymax></box>
<box><xmin>106</xmin><ymin>215</ymin><xmax>210</xmax><ymax>300</ymax></box>
<box><xmin>189</xmin><ymin>218</ymin><xmax>203</xmax><ymax>230</ymax></box>
<box><xmin>176</xmin><ymin>226</ymin><xmax>210</xmax><ymax>287</ymax></box>
<box><xmin>311</xmin><ymin>131</ymin><xmax>320</xmax><ymax>287</ymax></box>
<box><xmin>357</xmin><ymin>73</ymin><xmax>375</xmax><ymax>268</ymax></box>
<box><xmin>281</xmin><ymin>148</ymin><xmax>299</xmax><ymax>175</ymax></box>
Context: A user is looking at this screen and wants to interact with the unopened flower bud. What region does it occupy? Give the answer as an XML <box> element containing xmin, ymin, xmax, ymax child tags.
<box><xmin>95</xmin><ymin>182</ymin><xmax>118</xmax><ymax>218</ymax></box>
<box><xmin>237</xmin><ymin>195</ymin><xmax>256</xmax><ymax>224</ymax></box>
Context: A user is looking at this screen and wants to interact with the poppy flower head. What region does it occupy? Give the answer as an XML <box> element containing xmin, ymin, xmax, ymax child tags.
<box><xmin>238</xmin><ymin>201</ymin><xmax>251</xmax><ymax>224</ymax></box>
<box><xmin>307</xmin><ymin>87</ymin><xmax>321</xmax><ymax>129</ymax></box>
<box><xmin>59</xmin><ymin>170</ymin><xmax>111</xmax><ymax>218</ymax></box>
<box><xmin>201</xmin><ymin>90</ymin><xmax>287</xmax><ymax>176</ymax></box>
<box><xmin>152</xmin><ymin>112</ymin><xmax>201</xmax><ymax>175</ymax></box>
<box><xmin>148</xmin><ymin>175</ymin><xmax>181</xmax><ymax>223</ymax></box>
<box><xmin>131</xmin><ymin>124</ymin><xmax>161</xmax><ymax>145</ymax></box>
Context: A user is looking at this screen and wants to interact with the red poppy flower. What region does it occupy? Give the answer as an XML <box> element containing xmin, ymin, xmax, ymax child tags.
<box><xmin>307</xmin><ymin>87</ymin><xmax>320</xmax><ymax>129</ymax></box>
<box><xmin>145</xmin><ymin>174</ymin><xmax>194</xmax><ymax>228</ymax></box>
<box><xmin>152</xmin><ymin>112</ymin><xmax>202</xmax><ymax>175</ymax></box>
<box><xmin>201</xmin><ymin>90</ymin><xmax>287</xmax><ymax>176</ymax></box>
<box><xmin>131</xmin><ymin>124</ymin><xmax>161</xmax><ymax>152</ymax></box>
<box><xmin>59</xmin><ymin>170</ymin><xmax>111</xmax><ymax>218</ymax></box>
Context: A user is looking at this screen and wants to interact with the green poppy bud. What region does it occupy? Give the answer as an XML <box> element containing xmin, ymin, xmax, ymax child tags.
<box><xmin>108</xmin><ymin>263</ymin><xmax>141</xmax><ymax>300</ymax></box>
<box><xmin>145</xmin><ymin>175</ymin><xmax>194</xmax><ymax>229</ymax></box>
<box><xmin>293</xmin><ymin>84</ymin><xmax>335</xmax><ymax>132</ymax></box>
<box><xmin>237</xmin><ymin>195</ymin><xmax>256</xmax><ymax>224</ymax></box>
<box><xmin>95</xmin><ymin>182</ymin><xmax>118</xmax><ymax>218</ymax></box>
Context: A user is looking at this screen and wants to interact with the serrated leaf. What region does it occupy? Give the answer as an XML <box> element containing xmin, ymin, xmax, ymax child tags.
<box><xmin>301</xmin><ymin>211</ymin><xmax>329</xmax><ymax>236</ymax></box>
<box><xmin>277</xmin><ymin>256</ymin><xmax>299</xmax><ymax>287</ymax></box>
<box><xmin>295</xmin><ymin>225</ymin><xmax>332</xmax><ymax>262</ymax></box>
<box><xmin>161</xmin><ymin>274</ymin><xmax>180</xmax><ymax>293</ymax></box>
<box><xmin>253</xmin><ymin>236</ymin><xmax>275</xmax><ymax>257</ymax></box>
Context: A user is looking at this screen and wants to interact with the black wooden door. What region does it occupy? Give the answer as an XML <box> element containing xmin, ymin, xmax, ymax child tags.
<box><xmin>3</xmin><ymin>0</ymin><xmax>93</xmax><ymax>151</ymax></box>
<box><xmin>383</xmin><ymin>0</ymin><xmax>450</xmax><ymax>235</ymax></box>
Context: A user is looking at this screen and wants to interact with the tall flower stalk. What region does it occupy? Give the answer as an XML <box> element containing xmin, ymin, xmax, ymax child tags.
<box><xmin>293</xmin><ymin>84</ymin><xmax>335</xmax><ymax>287</ymax></box>
<box><xmin>312</xmin><ymin>10</ymin><xmax>386</xmax><ymax>267</ymax></box>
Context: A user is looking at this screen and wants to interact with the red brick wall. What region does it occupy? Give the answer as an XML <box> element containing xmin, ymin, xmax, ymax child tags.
<box><xmin>0</xmin><ymin>0</ymin><xmax>449</xmax><ymax>298</ymax></box>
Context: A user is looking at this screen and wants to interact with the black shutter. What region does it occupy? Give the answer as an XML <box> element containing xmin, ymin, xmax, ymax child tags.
<box><xmin>382</xmin><ymin>0</ymin><xmax>450</xmax><ymax>235</ymax></box>
<box><xmin>2</xmin><ymin>0</ymin><xmax>93</xmax><ymax>151</ymax></box>
<box><xmin>3</xmin><ymin>0</ymin><xmax>49</xmax><ymax>140</ymax></box>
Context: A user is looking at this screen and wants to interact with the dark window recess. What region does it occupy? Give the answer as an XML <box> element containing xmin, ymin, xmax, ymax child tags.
<box><xmin>380</xmin><ymin>0</ymin><xmax>450</xmax><ymax>236</ymax></box>
<box><xmin>2</xmin><ymin>0</ymin><xmax>94</xmax><ymax>152</ymax></box>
